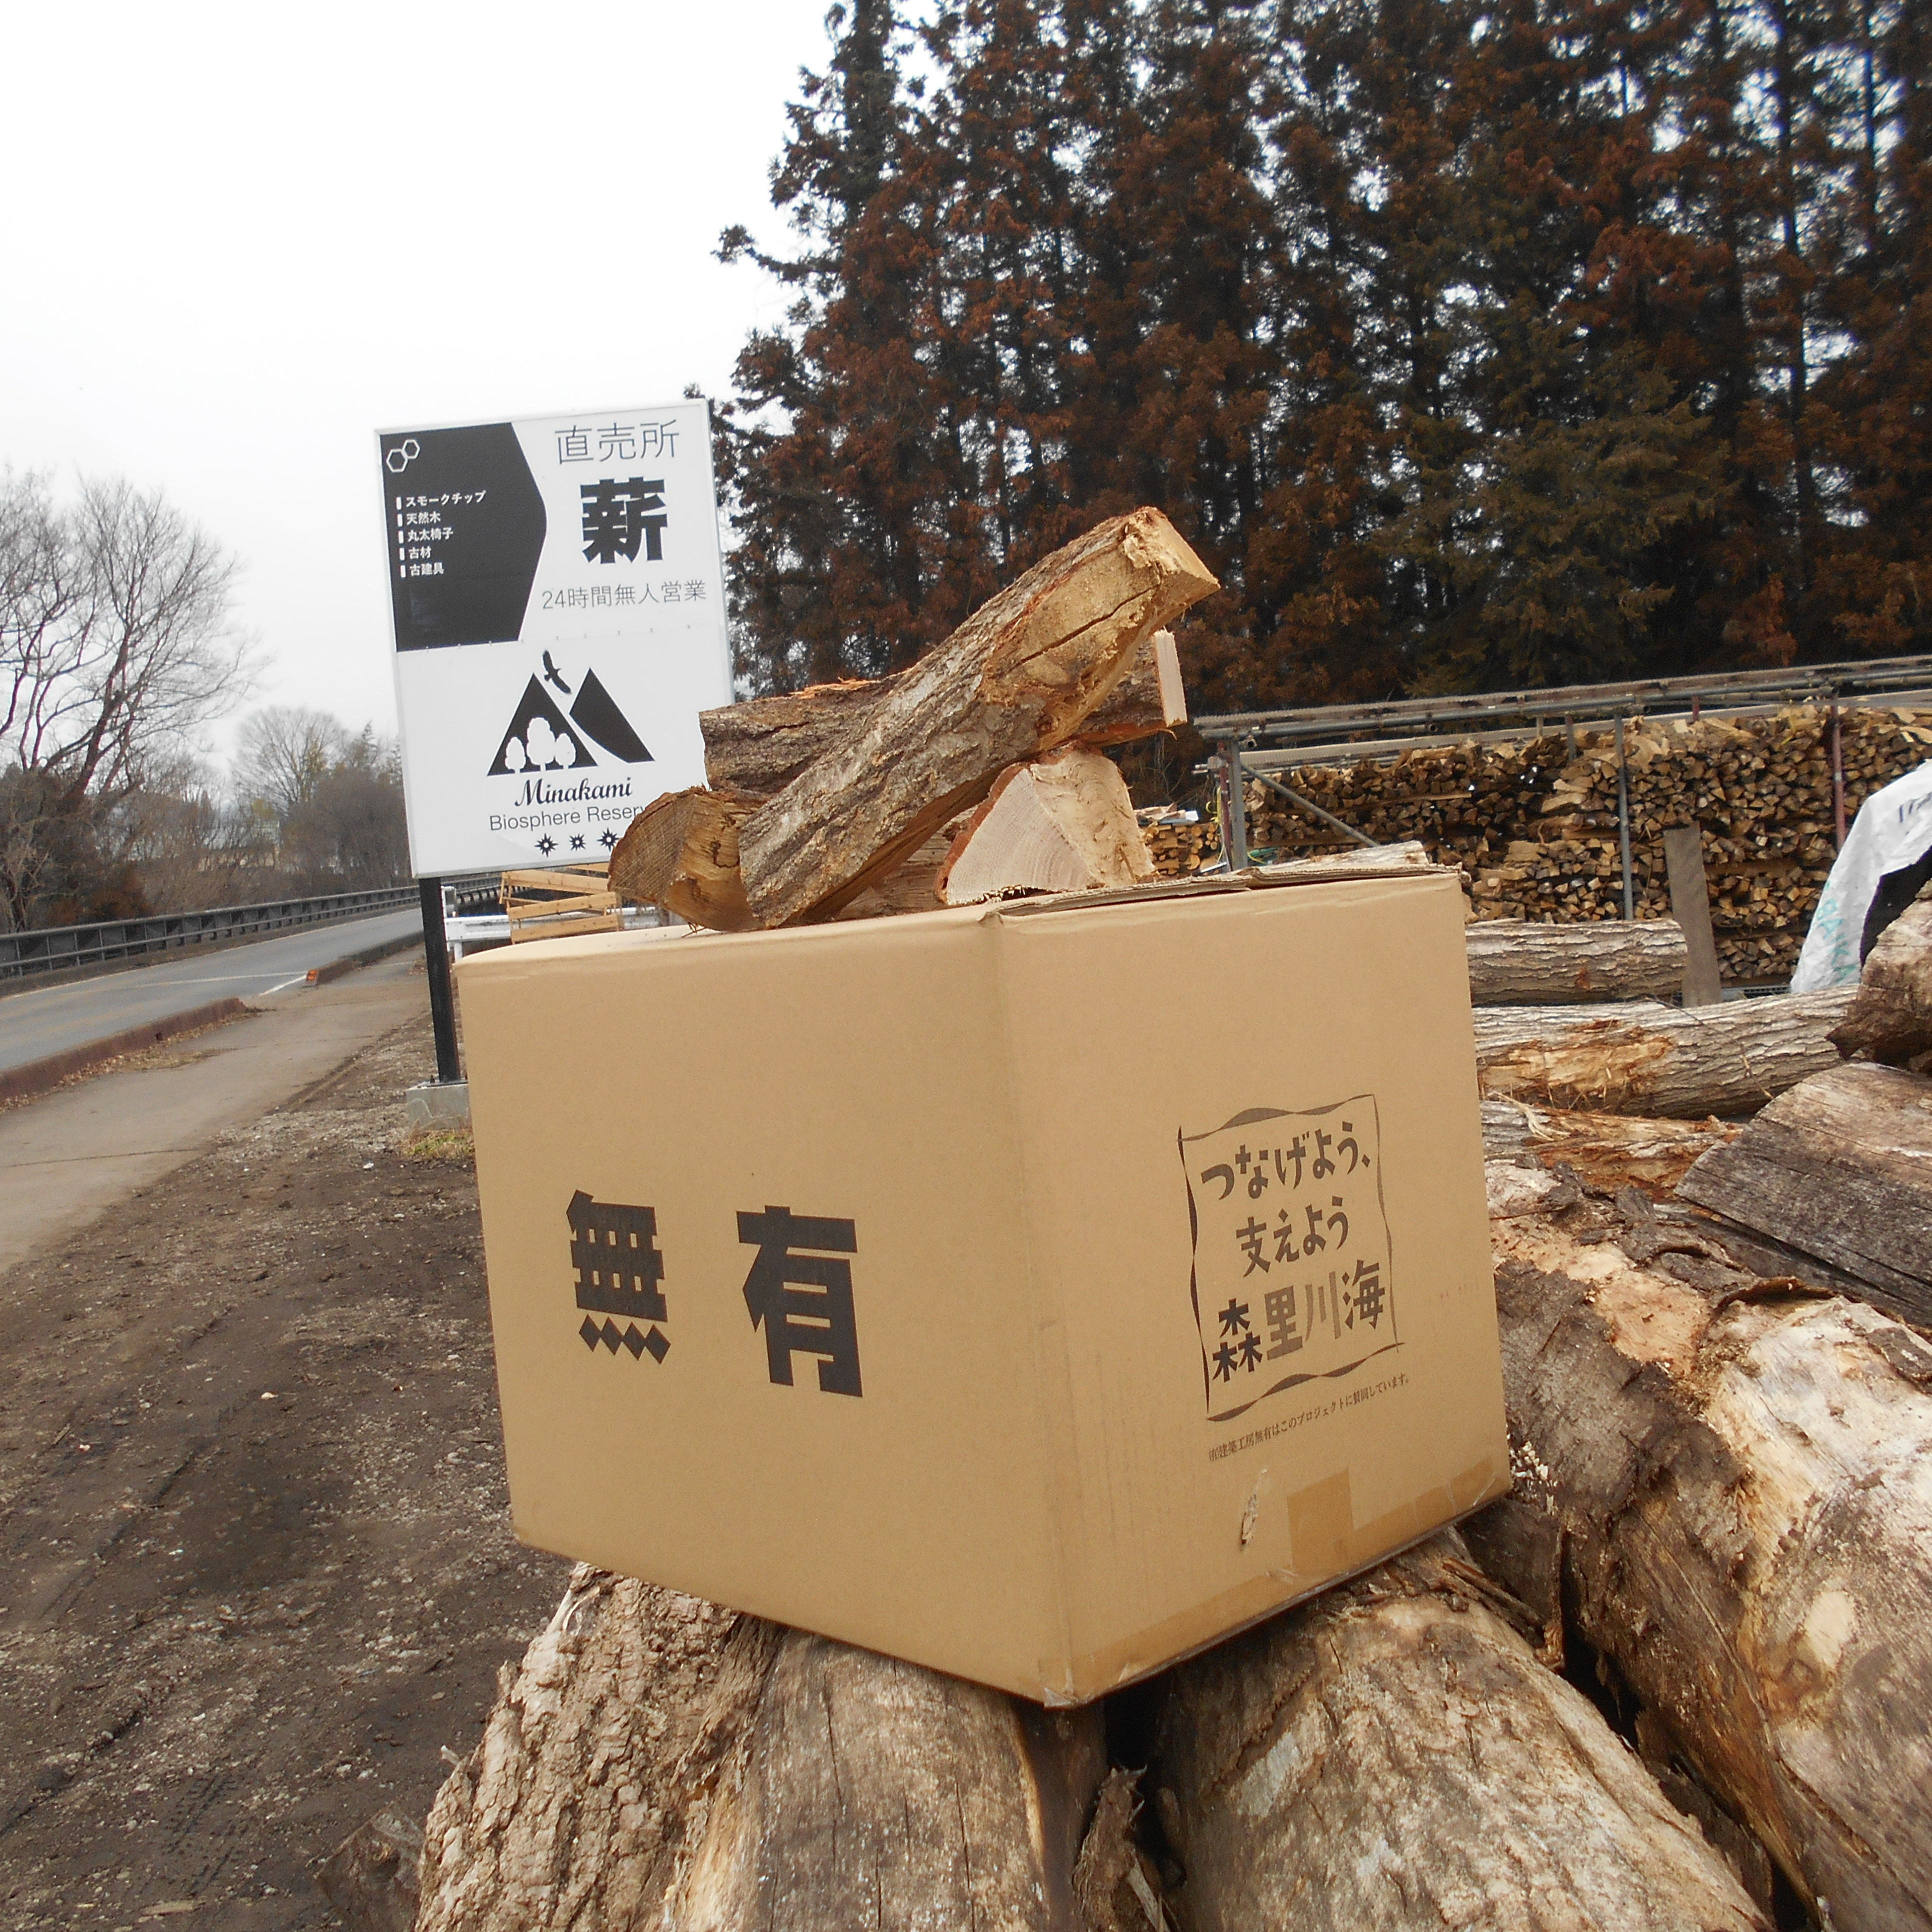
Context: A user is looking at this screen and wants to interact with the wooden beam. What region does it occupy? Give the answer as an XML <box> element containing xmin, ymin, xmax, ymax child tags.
<box><xmin>1662</xmin><ymin>826</ymin><xmax>1724</xmax><ymax>1006</ymax></box>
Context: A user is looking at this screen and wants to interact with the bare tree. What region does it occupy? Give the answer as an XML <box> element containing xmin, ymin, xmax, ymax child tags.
<box><xmin>231</xmin><ymin>710</ymin><xmax>408</xmax><ymax>889</ymax></box>
<box><xmin>232</xmin><ymin>705</ymin><xmax>351</xmax><ymax>826</ymax></box>
<box><xmin>0</xmin><ymin>472</ymin><xmax>251</xmax><ymax>927</ymax></box>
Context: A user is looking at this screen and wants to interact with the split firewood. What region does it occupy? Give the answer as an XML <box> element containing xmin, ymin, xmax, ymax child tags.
<box><xmin>1676</xmin><ymin>1060</ymin><xmax>1932</xmax><ymax>1326</ymax></box>
<box><xmin>607</xmin><ymin>786</ymin><xmax>760</xmax><ymax>932</ymax></box>
<box><xmin>1829</xmin><ymin>884</ymin><xmax>1932</xmax><ymax>1062</ymax></box>
<box><xmin>1154</xmin><ymin>1532</ymin><xmax>1768</xmax><ymax>1932</ymax></box>
<box><xmin>1478</xmin><ymin>1205</ymin><xmax>1932</xmax><ymax>1929</ymax></box>
<box><xmin>700</xmin><ymin>629</ymin><xmax>1186</xmax><ymax>800</ymax></box>
<box><xmin>736</xmin><ymin>511</ymin><xmax>1216</xmax><ymax>927</ymax></box>
<box><xmin>414</xmin><ymin>1567</ymin><xmax>1106</xmax><ymax>1932</ymax></box>
<box><xmin>1472</xmin><ymin>986</ymin><xmax>1854</xmax><ymax>1116</ymax></box>
<box><xmin>1464</xmin><ymin>918</ymin><xmax>1686</xmax><ymax>1005</ymax></box>
<box><xmin>936</xmin><ymin>746</ymin><xmax>1154</xmax><ymax>904</ymax></box>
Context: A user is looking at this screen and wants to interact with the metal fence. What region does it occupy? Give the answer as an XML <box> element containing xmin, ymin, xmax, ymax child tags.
<box><xmin>0</xmin><ymin>886</ymin><xmax>420</xmax><ymax>984</ymax></box>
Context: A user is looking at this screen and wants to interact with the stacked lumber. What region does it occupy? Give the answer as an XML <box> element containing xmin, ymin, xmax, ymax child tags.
<box><xmin>1239</xmin><ymin>706</ymin><xmax>1932</xmax><ymax>983</ymax></box>
<box><xmin>498</xmin><ymin>864</ymin><xmax>624</xmax><ymax>943</ymax></box>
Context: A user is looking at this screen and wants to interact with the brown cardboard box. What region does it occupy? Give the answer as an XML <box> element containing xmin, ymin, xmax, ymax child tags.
<box><xmin>458</xmin><ymin>868</ymin><xmax>1508</xmax><ymax>1704</ymax></box>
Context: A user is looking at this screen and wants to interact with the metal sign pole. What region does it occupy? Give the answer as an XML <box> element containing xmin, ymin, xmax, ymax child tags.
<box><xmin>1226</xmin><ymin>741</ymin><xmax>1250</xmax><ymax>871</ymax></box>
<box><xmin>419</xmin><ymin>876</ymin><xmax>462</xmax><ymax>1084</ymax></box>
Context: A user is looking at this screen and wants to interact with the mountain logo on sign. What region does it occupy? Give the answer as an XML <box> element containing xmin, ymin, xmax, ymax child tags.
<box><xmin>488</xmin><ymin>664</ymin><xmax>652</xmax><ymax>774</ymax></box>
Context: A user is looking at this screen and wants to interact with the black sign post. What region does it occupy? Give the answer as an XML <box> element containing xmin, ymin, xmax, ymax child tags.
<box><xmin>418</xmin><ymin>878</ymin><xmax>462</xmax><ymax>1084</ymax></box>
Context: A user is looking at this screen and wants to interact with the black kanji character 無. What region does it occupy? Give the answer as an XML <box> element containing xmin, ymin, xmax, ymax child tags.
<box><xmin>737</xmin><ymin>1205</ymin><xmax>862</xmax><ymax>1396</ymax></box>
<box><xmin>581</xmin><ymin>477</ymin><xmax>668</xmax><ymax>564</ymax></box>
<box><xmin>567</xmin><ymin>1190</ymin><xmax>666</xmax><ymax>1323</ymax></box>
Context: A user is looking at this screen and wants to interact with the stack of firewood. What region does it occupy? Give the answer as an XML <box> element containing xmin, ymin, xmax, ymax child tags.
<box><xmin>1138</xmin><ymin>806</ymin><xmax>1212</xmax><ymax>880</ymax></box>
<box><xmin>325</xmin><ymin>520</ymin><xmax>1930</xmax><ymax>1932</ymax></box>
<box><xmin>1239</xmin><ymin>708</ymin><xmax>1932</xmax><ymax>983</ymax></box>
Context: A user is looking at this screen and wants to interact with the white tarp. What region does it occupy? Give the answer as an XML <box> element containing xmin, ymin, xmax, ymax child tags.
<box><xmin>377</xmin><ymin>400</ymin><xmax>731</xmax><ymax>876</ymax></box>
<box><xmin>1791</xmin><ymin>758</ymin><xmax>1932</xmax><ymax>990</ymax></box>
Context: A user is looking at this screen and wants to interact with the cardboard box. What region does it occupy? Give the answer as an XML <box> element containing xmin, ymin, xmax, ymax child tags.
<box><xmin>459</xmin><ymin>868</ymin><xmax>1508</xmax><ymax>1704</ymax></box>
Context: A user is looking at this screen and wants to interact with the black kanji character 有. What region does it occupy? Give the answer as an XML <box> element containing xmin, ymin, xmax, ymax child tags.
<box><xmin>1199</xmin><ymin>1163</ymin><xmax>1234</xmax><ymax>1200</ymax></box>
<box><xmin>581</xmin><ymin>478</ymin><xmax>668</xmax><ymax>564</ymax></box>
<box><xmin>567</xmin><ymin>1190</ymin><xmax>670</xmax><ymax>1362</ymax></box>
<box><xmin>1264</xmin><ymin>1284</ymin><xmax>1302</xmax><ymax>1358</ymax></box>
<box><xmin>738</xmin><ymin>1206</ymin><xmax>862</xmax><ymax>1396</ymax></box>
<box><xmin>1218</xmin><ymin>1297</ymin><xmax>1251</xmax><ymax>1338</ymax></box>
<box><xmin>1236</xmin><ymin>1217</ymin><xmax>1270</xmax><ymax>1274</ymax></box>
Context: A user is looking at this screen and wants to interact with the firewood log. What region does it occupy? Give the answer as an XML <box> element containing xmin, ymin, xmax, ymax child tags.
<box><xmin>700</xmin><ymin>630</ymin><xmax>1186</xmax><ymax>799</ymax></box>
<box><xmin>936</xmin><ymin>746</ymin><xmax>1155</xmax><ymax>904</ymax></box>
<box><xmin>607</xmin><ymin>786</ymin><xmax>759</xmax><ymax>932</ymax></box>
<box><xmin>415</xmin><ymin>1566</ymin><xmax>1106</xmax><ymax>1932</ymax></box>
<box><xmin>1154</xmin><ymin>1533</ymin><xmax>1768</xmax><ymax>1932</ymax></box>
<box><xmin>1480</xmin><ymin>1099</ymin><xmax>1737</xmax><ymax>1194</ymax></box>
<box><xmin>1478</xmin><ymin>1206</ymin><xmax>1932</xmax><ymax>1930</ymax></box>
<box><xmin>1472</xmin><ymin>988</ymin><xmax>1854</xmax><ymax>1116</ymax></box>
<box><xmin>1676</xmin><ymin>1060</ymin><xmax>1932</xmax><ymax>1326</ymax></box>
<box><xmin>736</xmin><ymin>511</ymin><xmax>1216</xmax><ymax>927</ymax></box>
<box><xmin>1464</xmin><ymin>918</ymin><xmax>1686</xmax><ymax>1005</ymax></box>
<box><xmin>1828</xmin><ymin>885</ymin><xmax>1932</xmax><ymax>1062</ymax></box>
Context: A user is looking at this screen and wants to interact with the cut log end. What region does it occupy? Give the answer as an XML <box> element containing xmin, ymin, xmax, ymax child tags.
<box><xmin>609</xmin><ymin>787</ymin><xmax>760</xmax><ymax>932</ymax></box>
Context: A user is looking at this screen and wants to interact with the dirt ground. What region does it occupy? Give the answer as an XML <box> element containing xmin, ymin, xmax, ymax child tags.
<box><xmin>0</xmin><ymin>1012</ymin><xmax>570</xmax><ymax>1930</ymax></box>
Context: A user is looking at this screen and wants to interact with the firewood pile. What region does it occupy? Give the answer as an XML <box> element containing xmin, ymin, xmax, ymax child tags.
<box><xmin>338</xmin><ymin>520</ymin><xmax>1930</xmax><ymax>1931</ymax></box>
<box><xmin>1137</xmin><ymin>806</ymin><xmax>1212</xmax><ymax>879</ymax></box>
<box><xmin>1238</xmin><ymin>707</ymin><xmax>1932</xmax><ymax>984</ymax></box>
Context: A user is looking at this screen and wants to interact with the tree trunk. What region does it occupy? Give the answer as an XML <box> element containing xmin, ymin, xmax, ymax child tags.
<box><xmin>1481</xmin><ymin>1207</ymin><xmax>1932</xmax><ymax>1930</ymax></box>
<box><xmin>1472</xmin><ymin>988</ymin><xmax>1854</xmax><ymax>1116</ymax></box>
<box><xmin>1828</xmin><ymin>887</ymin><xmax>1932</xmax><ymax>1062</ymax></box>
<box><xmin>1464</xmin><ymin>918</ymin><xmax>1686</xmax><ymax>1005</ymax></box>
<box><xmin>736</xmin><ymin>511</ymin><xmax>1216</xmax><ymax>928</ymax></box>
<box><xmin>700</xmin><ymin>628</ymin><xmax>1186</xmax><ymax>800</ymax></box>
<box><xmin>1677</xmin><ymin>1060</ymin><xmax>1932</xmax><ymax>1326</ymax></box>
<box><xmin>936</xmin><ymin>746</ymin><xmax>1154</xmax><ymax>904</ymax></box>
<box><xmin>1154</xmin><ymin>1534</ymin><xmax>1767</xmax><ymax>1932</ymax></box>
<box><xmin>414</xmin><ymin>1566</ymin><xmax>1107</xmax><ymax>1932</ymax></box>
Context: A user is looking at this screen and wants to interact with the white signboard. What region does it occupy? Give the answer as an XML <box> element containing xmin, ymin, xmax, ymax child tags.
<box><xmin>378</xmin><ymin>400</ymin><xmax>731</xmax><ymax>876</ymax></box>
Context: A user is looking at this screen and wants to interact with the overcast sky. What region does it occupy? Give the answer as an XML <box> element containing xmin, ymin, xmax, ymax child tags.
<box><xmin>2</xmin><ymin>2</ymin><xmax>838</xmax><ymax>764</ymax></box>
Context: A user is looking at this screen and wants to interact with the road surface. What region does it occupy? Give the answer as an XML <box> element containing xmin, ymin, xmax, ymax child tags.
<box><xmin>0</xmin><ymin>908</ymin><xmax>423</xmax><ymax>1076</ymax></box>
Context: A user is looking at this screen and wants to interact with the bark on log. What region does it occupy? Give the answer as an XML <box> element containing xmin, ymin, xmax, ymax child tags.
<box><xmin>1154</xmin><ymin>1533</ymin><xmax>1767</xmax><ymax>1932</ymax></box>
<box><xmin>1464</xmin><ymin>918</ymin><xmax>1687</xmax><ymax>1005</ymax></box>
<box><xmin>1480</xmin><ymin>1100</ymin><xmax>1737</xmax><ymax>1194</ymax></box>
<box><xmin>414</xmin><ymin>1566</ymin><xmax>1107</xmax><ymax>1932</ymax></box>
<box><xmin>936</xmin><ymin>746</ymin><xmax>1154</xmax><ymax>904</ymax></box>
<box><xmin>1472</xmin><ymin>988</ymin><xmax>1854</xmax><ymax>1117</ymax></box>
<box><xmin>700</xmin><ymin>629</ymin><xmax>1186</xmax><ymax>798</ymax></box>
<box><xmin>736</xmin><ymin>512</ymin><xmax>1216</xmax><ymax>927</ymax></box>
<box><xmin>607</xmin><ymin>787</ymin><xmax>758</xmax><ymax>932</ymax></box>
<box><xmin>1482</xmin><ymin>1208</ymin><xmax>1932</xmax><ymax>1929</ymax></box>
<box><xmin>1676</xmin><ymin>1060</ymin><xmax>1932</xmax><ymax>1326</ymax></box>
<box><xmin>1828</xmin><ymin>886</ymin><xmax>1932</xmax><ymax>1062</ymax></box>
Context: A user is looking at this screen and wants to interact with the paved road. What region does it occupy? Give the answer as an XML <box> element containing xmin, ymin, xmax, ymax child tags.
<box><xmin>0</xmin><ymin>907</ymin><xmax>423</xmax><ymax>1076</ymax></box>
<box><xmin>0</xmin><ymin>952</ymin><xmax>430</xmax><ymax>1277</ymax></box>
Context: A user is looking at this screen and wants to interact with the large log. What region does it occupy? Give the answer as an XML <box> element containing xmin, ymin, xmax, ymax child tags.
<box><xmin>1480</xmin><ymin>1098</ymin><xmax>1737</xmax><ymax>1194</ymax></box>
<box><xmin>1828</xmin><ymin>885</ymin><xmax>1932</xmax><ymax>1062</ymax></box>
<box><xmin>700</xmin><ymin>629</ymin><xmax>1186</xmax><ymax>798</ymax></box>
<box><xmin>1676</xmin><ymin>1060</ymin><xmax>1932</xmax><ymax>1326</ymax></box>
<box><xmin>736</xmin><ymin>511</ymin><xmax>1216</xmax><ymax>927</ymax></box>
<box><xmin>415</xmin><ymin>1566</ymin><xmax>1106</xmax><ymax>1932</ymax></box>
<box><xmin>1154</xmin><ymin>1533</ymin><xmax>1767</xmax><ymax>1932</ymax></box>
<box><xmin>1464</xmin><ymin>918</ymin><xmax>1687</xmax><ymax>1004</ymax></box>
<box><xmin>936</xmin><ymin>745</ymin><xmax>1154</xmax><ymax>904</ymax></box>
<box><xmin>1472</xmin><ymin>987</ymin><xmax>1854</xmax><ymax>1116</ymax></box>
<box><xmin>1480</xmin><ymin>1204</ymin><xmax>1932</xmax><ymax>1930</ymax></box>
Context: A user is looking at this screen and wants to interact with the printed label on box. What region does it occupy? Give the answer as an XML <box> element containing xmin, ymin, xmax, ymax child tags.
<box><xmin>1180</xmin><ymin>1098</ymin><xmax>1398</xmax><ymax>1422</ymax></box>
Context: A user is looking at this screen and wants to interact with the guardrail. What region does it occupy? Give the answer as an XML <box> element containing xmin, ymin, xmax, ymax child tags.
<box><xmin>0</xmin><ymin>886</ymin><xmax>420</xmax><ymax>984</ymax></box>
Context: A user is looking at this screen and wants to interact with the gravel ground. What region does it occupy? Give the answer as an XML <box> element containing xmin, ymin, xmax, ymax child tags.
<box><xmin>0</xmin><ymin>1014</ymin><xmax>568</xmax><ymax>1930</ymax></box>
